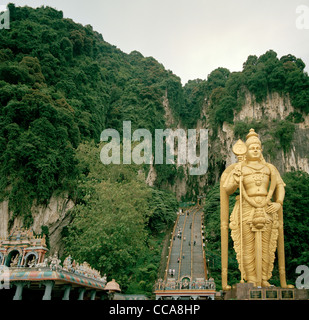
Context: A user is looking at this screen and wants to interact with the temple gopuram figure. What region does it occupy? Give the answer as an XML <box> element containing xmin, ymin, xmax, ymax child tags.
<box><xmin>220</xmin><ymin>129</ymin><xmax>294</xmax><ymax>289</ymax></box>
<box><xmin>36</xmin><ymin>258</ymin><xmax>48</xmax><ymax>268</ymax></box>
<box><xmin>28</xmin><ymin>256</ymin><xmax>37</xmax><ymax>268</ymax></box>
<box><xmin>10</xmin><ymin>254</ymin><xmax>19</xmax><ymax>267</ymax></box>
<box><xmin>49</xmin><ymin>252</ymin><xmax>61</xmax><ymax>271</ymax></box>
<box><xmin>63</xmin><ymin>255</ymin><xmax>73</xmax><ymax>272</ymax></box>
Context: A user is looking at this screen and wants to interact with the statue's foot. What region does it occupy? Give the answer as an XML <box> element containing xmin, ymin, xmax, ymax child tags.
<box><xmin>247</xmin><ymin>277</ymin><xmax>257</xmax><ymax>286</ymax></box>
<box><xmin>262</xmin><ymin>280</ymin><xmax>271</xmax><ymax>287</ymax></box>
<box><xmin>223</xmin><ymin>285</ymin><xmax>231</xmax><ymax>291</ymax></box>
<box><xmin>280</xmin><ymin>281</ymin><xmax>294</xmax><ymax>288</ymax></box>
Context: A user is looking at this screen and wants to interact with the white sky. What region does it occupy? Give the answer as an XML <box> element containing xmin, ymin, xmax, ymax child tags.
<box><xmin>6</xmin><ymin>0</ymin><xmax>309</xmax><ymax>84</ymax></box>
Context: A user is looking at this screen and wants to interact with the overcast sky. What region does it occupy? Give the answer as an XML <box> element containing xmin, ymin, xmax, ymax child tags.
<box><xmin>7</xmin><ymin>0</ymin><xmax>309</xmax><ymax>84</ymax></box>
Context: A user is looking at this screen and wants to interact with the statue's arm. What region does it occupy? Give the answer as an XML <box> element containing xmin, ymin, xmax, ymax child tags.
<box><xmin>266</xmin><ymin>165</ymin><xmax>285</xmax><ymax>214</ymax></box>
<box><xmin>270</xmin><ymin>164</ymin><xmax>286</xmax><ymax>205</ymax></box>
<box><xmin>223</xmin><ymin>168</ymin><xmax>239</xmax><ymax>195</ymax></box>
<box><xmin>274</xmin><ymin>183</ymin><xmax>285</xmax><ymax>205</ymax></box>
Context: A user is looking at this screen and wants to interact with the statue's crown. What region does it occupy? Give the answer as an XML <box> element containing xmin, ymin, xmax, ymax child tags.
<box><xmin>246</xmin><ymin>128</ymin><xmax>261</xmax><ymax>147</ymax></box>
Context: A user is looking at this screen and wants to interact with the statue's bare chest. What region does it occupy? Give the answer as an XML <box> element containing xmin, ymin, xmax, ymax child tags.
<box><xmin>242</xmin><ymin>164</ymin><xmax>271</xmax><ymax>194</ymax></box>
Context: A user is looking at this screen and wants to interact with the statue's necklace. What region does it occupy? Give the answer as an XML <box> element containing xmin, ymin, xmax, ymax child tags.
<box><xmin>253</xmin><ymin>171</ymin><xmax>264</xmax><ymax>186</ymax></box>
<box><xmin>246</xmin><ymin>166</ymin><xmax>265</xmax><ymax>186</ymax></box>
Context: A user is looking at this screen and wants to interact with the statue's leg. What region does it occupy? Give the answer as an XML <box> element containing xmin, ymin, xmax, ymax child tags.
<box><xmin>262</xmin><ymin>223</ymin><xmax>272</xmax><ymax>287</ymax></box>
<box><xmin>242</xmin><ymin>222</ymin><xmax>256</xmax><ymax>285</ymax></box>
<box><xmin>255</xmin><ymin>230</ymin><xmax>263</xmax><ymax>287</ymax></box>
<box><xmin>277</xmin><ymin>208</ymin><xmax>294</xmax><ymax>288</ymax></box>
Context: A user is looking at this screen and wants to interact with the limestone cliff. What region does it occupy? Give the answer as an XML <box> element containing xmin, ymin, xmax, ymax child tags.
<box><xmin>216</xmin><ymin>91</ymin><xmax>309</xmax><ymax>174</ymax></box>
<box><xmin>0</xmin><ymin>194</ymin><xmax>74</xmax><ymax>254</ymax></box>
<box><xmin>1</xmin><ymin>90</ymin><xmax>308</xmax><ymax>249</ymax></box>
<box><xmin>147</xmin><ymin>89</ymin><xmax>309</xmax><ymax>200</ymax></box>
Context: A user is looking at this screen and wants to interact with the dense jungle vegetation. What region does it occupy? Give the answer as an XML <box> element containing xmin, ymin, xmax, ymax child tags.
<box><xmin>1</xmin><ymin>4</ymin><xmax>308</xmax><ymax>294</ymax></box>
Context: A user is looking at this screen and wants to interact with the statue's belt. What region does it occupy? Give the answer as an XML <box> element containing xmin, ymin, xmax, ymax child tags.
<box><xmin>236</xmin><ymin>194</ymin><xmax>269</xmax><ymax>207</ymax></box>
<box><xmin>240</xmin><ymin>186</ymin><xmax>272</xmax><ymax>208</ymax></box>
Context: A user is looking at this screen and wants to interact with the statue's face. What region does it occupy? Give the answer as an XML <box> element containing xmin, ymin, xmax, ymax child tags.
<box><xmin>247</xmin><ymin>143</ymin><xmax>262</xmax><ymax>160</ymax></box>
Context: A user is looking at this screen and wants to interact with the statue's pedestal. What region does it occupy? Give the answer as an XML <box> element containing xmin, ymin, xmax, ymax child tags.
<box><xmin>224</xmin><ymin>283</ymin><xmax>309</xmax><ymax>300</ymax></box>
<box><xmin>224</xmin><ymin>283</ymin><xmax>253</xmax><ymax>300</ymax></box>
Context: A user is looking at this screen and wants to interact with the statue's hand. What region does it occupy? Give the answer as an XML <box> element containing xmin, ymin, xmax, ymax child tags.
<box><xmin>266</xmin><ymin>202</ymin><xmax>281</xmax><ymax>214</ymax></box>
<box><xmin>233</xmin><ymin>165</ymin><xmax>241</xmax><ymax>183</ymax></box>
<box><xmin>233</xmin><ymin>174</ymin><xmax>240</xmax><ymax>184</ymax></box>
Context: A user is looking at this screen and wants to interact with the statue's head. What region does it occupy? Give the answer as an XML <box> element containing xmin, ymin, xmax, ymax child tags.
<box><xmin>245</xmin><ymin>128</ymin><xmax>263</xmax><ymax>161</ymax></box>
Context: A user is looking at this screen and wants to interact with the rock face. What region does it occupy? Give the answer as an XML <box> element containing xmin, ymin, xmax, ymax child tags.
<box><xmin>217</xmin><ymin>91</ymin><xmax>309</xmax><ymax>174</ymax></box>
<box><xmin>235</xmin><ymin>91</ymin><xmax>294</xmax><ymax>121</ymax></box>
<box><xmin>146</xmin><ymin>89</ymin><xmax>309</xmax><ymax>199</ymax></box>
<box><xmin>0</xmin><ymin>201</ymin><xmax>9</xmax><ymax>239</ymax></box>
<box><xmin>2</xmin><ymin>90</ymin><xmax>308</xmax><ymax>249</ymax></box>
<box><xmin>0</xmin><ymin>194</ymin><xmax>74</xmax><ymax>254</ymax></box>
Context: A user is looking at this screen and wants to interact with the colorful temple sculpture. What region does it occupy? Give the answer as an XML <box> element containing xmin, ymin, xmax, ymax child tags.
<box><xmin>0</xmin><ymin>228</ymin><xmax>119</xmax><ymax>300</ymax></box>
<box><xmin>0</xmin><ymin>227</ymin><xmax>48</xmax><ymax>268</ymax></box>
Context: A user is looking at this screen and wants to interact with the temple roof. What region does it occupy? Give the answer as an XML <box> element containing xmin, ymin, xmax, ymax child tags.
<box><xmin>9</xmin><ymin>267</ymin><xmax>106</xmax><ymax>290</ymax></box>
<box><xmin>0</xmin><ymin>227</ymin><xmax>47</xmax><ymax>249</ymax></box>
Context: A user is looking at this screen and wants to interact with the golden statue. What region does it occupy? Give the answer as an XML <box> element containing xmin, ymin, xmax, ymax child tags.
<box><xmin>220</xmin><ymin>129</ymin><xmax>293</xmax><ymax>290</ymax></box>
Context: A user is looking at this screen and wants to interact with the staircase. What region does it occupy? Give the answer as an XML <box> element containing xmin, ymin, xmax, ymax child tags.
<box><xmin>155</xmin><ymin>205</ymin><xmax>215</xmax><ymax>300</ymax></box>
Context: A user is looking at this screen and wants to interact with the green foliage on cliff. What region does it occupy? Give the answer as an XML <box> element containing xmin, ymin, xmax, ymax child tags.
<box><xmin>282</xmin><ymin>171</ymin><xmax>309</xmax><ymax>277</ymax></box>
<box><xmin>272</xmin><ymin>120</ymin><xmax>296</xmax><ymax>153</ymax></box>
<box><xmin>180</xmin><ymin>50</ymin><xmax>309</xmax><ymax>129</ymax></box>
<box><xmin>242</xmin><ymin>50</ymin><xmax>309</xmax><ymax>111</ymax></box>
<box><xmin>1</xmin><ymin>5</ymin><xmax>308</xmax><ymax>216</ymax></box>
<box><xmin>0</xmin><ymin>4</ymin><xmax>181</xmax><ymax>221</ymax></box>
<box><xmin>234</xmin><ymin>118</ymin><xmax>296</xmax><ymax>158</ymax></box>
<box><xmin>182</xmin><ymin>79</ymin><xmax>207</xmax><ymax>128</ymax></box>
<box><xmin>0</xmin><ymin>4</ymin><xmax>180</xmax><ymax>293</ymax></box>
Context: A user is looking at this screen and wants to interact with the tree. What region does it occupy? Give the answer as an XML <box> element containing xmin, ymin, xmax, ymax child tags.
<box><xmin>243</xmin><ymin>55</ymin><xmax>258</xmax><ymax>71</ymax></box>
<box><xmin>225</xmin><ymin>71</ymin><xmax>245</xmax><ymax>98</ymax></box>
<box><xmin>206</xmin><ymin>67</ymin><xmax>230</xmax><ymax>93</ymax></box>
<box><xmin>281</xmin><ymin>171</ymin><xmax>309</xmax><ymax>282</ymax></box>
<box><xmin>215</xmin><ymin>95</ymin><xmax>237</xmax><ymax>125</ymax></box>
<box><xmin>183</xmin><ymin>79</ymin><xmax>207</xmax><ymax>127</ymax></box>
<box><xmin>247</xmin><ymin>68</ymin><xmax>268</xmax><ymax>102</ymax></box>
<box><xmin>64</xmin><ymin>142</ymin><xmax>178</xmax><ymax>294</ymax></box>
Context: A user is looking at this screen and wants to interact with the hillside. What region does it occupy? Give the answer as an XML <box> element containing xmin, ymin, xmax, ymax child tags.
<box><xmin>0</xmin><ymin>4</ymin><xmax>181</xmax><ymax>294</ymax></box>
<box><xmin>1</xmin><ymin>4</ymin><xmax>309</xmax><ymax>294</ymax></box>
